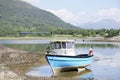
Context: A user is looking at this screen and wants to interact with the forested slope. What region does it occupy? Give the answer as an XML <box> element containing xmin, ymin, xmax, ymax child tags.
<box><xmin>0</xmin><ymin>0</ymin><xmax>77</xmax><ymax>36</ymax></box>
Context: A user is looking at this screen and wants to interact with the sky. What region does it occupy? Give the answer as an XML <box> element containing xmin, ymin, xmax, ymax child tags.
<box><xmin>22</xmin><ymin>0</ymin><xmax>120</xmax><ymax>26</ymax></box>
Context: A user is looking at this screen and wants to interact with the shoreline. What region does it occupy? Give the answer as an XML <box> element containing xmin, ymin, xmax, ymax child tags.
<box><xmin>0</xmin><ymin>36</ymin><xmax>120</xmax><ymax>42</ymax></box>
<box><xmin>0</xmin><ymin>45</ymin><xmax>82</xmax><ymax>80</ymax></box>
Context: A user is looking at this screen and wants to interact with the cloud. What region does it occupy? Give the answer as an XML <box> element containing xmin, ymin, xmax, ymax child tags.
<box><xmin>47</xmin><ymin>9</ymin><xmax>74</xmax><ymax>21</ymax></box>
<box><xmin>98</xmin><ymin>8</ymin><xmax>120</xmax><ymax>16</ymax></box>
<box><xmin>46</xmin><ymin>8</ymin><xmax>120</xmax><ymax>26</ymax></box>
<box><xmin>98</xmin><ymin>8</ymin><xmax>120</xmax><ymax>22</ymax></box>
<box><xmin>46</xmin><ymin>9</ymin><xmax>87</xmax><ymax>25</ymax></box>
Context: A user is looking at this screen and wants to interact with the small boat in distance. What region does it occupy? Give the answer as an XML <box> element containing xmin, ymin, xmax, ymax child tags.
<box><xmin>45</xmin><ymin>40</ymin><xmax>94</xmax><ymax>73</ymax></box>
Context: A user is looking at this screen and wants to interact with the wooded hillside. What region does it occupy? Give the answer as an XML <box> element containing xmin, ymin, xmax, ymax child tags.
<box><xmin>0</xmin><ymin>0</ymin><xmax>77</xmax><ymax>37</ymax></box>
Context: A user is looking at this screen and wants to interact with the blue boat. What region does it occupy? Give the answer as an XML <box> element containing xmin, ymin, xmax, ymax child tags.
<box><xmin>45</xmin><ymin>40</ymin><xmax>94</xmax><ymax>73</ymax></box>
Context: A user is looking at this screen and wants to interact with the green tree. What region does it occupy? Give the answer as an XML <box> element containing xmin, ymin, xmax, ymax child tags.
<box><xmin>107</xmin><ymin>29</ymin><xmax>119</xmax><ymax>37</ymax></box>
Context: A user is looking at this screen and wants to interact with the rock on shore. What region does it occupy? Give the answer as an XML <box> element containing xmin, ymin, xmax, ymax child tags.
<box><xmin>0</xmin><ymin>45</ymin><xmax>40</xmax><ymax>80</ymax></box>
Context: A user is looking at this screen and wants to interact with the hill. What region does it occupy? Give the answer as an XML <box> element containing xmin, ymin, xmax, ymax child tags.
<box><xmin>80</xmin><ymin>19</ymin><xmax>120</xmax><ymax>29</ymax></box>
<box><xmin>0</xmin><ymin>0</ymin><xmax>77</xmax><ymax>37</ymax></box>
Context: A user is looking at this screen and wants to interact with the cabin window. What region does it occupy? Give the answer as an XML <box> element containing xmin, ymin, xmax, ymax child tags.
<box><xmin>67</xmin><ymin>42</ymin><xmax>74</xmax><ymax>49</ymax></box>
<box><xmin>51</xmin><ymin>41</ymin><xmax>74</xmax><ymax>49</ymax></box>
<box><xmin>62</xmin><ymin>42</ymin><xmax>66</xmax><ymax>49</ymax></box>
<box><xmin>51</xmin><ymin>42</ymin><xmax>61</xmax><ymax>49</ymax></box>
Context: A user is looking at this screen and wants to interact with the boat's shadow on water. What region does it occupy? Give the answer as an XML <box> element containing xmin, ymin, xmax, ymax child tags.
<box><xmin>52</xmin><ymin>68</ymin><xmax>94</xmax><ymax>80</ymax></box>
<box><xmin>26</xmin><ymin>65</ymin><xmax>94</xmax><ymax>80</ymax></box>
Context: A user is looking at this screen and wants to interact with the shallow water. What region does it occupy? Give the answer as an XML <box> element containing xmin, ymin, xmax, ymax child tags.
<box><xmin>0</xmin><ymin>40</ymin><xmax>49</xmax><ymax>44</ymax></box>
<box><xmin>26</xmin><ymin>65</ymin><xmax>52</xmax><ymax>77</ymax></box>
<box><xmin>26</xmin><ymin>65</ymin><xmax>93</xmax><ymax>79</ymax></box>
<box><xmin>26</xmin><ymin>42</ymin><xmax>120</xmax><ymax>80</ymax></box>
<box><xmin>1</xmin><ymin>40</ymin><xmax>120</xmax><ymax>80</ymax></box>
<box><xmin>26</xmin><ymin>55</ymin><xmax>120</xmax><ymax>80</ymax></box>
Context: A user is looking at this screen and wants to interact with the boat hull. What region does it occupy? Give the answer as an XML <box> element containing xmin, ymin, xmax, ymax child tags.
<box><xmin>46</xmin><ymin>54</ymin><xmax>94</xmax><ymax>73</ymax></box>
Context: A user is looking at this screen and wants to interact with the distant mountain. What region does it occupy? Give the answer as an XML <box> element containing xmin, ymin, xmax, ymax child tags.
<box><xmin>0</xmin><ymin>0</ymin><xmax>77</xmax><ymax>33</ymax></box>
<box><xmin>80</xmin><ymin>19</ymin><xmax>120</xmax><ymax>29</ymax></box>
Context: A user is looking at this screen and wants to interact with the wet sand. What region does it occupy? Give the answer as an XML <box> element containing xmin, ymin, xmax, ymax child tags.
<box><xmin>0</xmin><ymin>45</ymin><xmax>82</xmax><ymax>80</ymax></box>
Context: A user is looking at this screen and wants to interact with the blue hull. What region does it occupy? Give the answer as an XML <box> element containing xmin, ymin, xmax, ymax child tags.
<box><xmin>46</xmin><ymin>54</ymin><xmax>94</xmax><ymax>73</ymax></box>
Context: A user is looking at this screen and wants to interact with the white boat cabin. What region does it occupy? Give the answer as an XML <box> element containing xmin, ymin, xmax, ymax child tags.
<box><xmin>48</xmin><ymin>40</ymin><xmax>75</xmax><ymax>56</ymax></box>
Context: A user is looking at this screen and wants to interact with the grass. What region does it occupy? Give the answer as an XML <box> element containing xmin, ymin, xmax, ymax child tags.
<box><xmin>0</xmin><ymin>36</ymin><xmax>52</xmax><ymax>40</ymax></box>
<box><xmin>0</xmin><ymin>35</ymin><xmax>86</xmax><ymax>40</ymax></box>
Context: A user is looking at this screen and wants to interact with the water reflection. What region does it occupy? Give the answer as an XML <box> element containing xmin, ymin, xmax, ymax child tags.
<box><xmin>26</xmin><ymin>65</ymin><xmax>52</xmax><ymax>77</ymax></box>
<box><xmin>26</xmin><ymin>65</ymin><xmax>93</xmax><ymax>80</ymax></box>
<box><xmin>2</xmin><ymin>40</ymin><xmax>120</xmax><ymax>53</ymax></box>
<box><xmin>52</xmin><ymin>68</ymin><xmax>93</xmax><ymax>80</ymax></box>
<box><xmin>0</xmin><ymin>40</ymin><xmax>49</xmax><ymax>44</ymax></box>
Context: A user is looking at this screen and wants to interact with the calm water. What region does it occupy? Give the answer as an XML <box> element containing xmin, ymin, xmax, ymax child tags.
<box><xmin>1</xmin><ymin>40</ymin><xmax>120</xmax><ymax>80</ymax></box>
